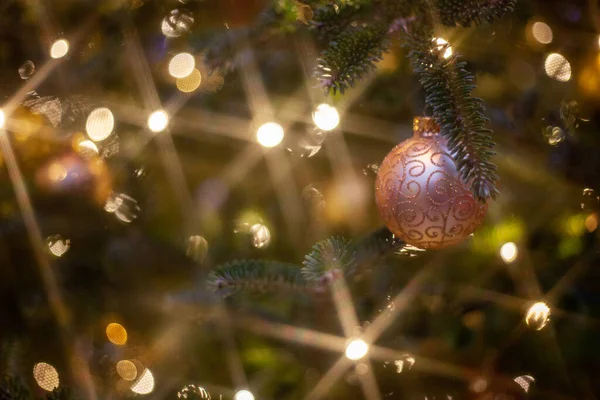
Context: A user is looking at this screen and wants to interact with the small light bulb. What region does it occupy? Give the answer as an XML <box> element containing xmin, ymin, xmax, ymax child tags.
<box><xmin>50</xmin><ymin>39</ymin><xmax>69</xmax><ymax>59</ymax></box>
<box><xmin>0</xmin><ymin>108</ymin><xmax>5</xmax><ymax>129</ymax></box>
<box><xmin>313</xmin><ymin>104</ymin><xmax>340</xmax><ymax>131</ymax></box>
<box><xmin>169</xmin><ymin>52</ymin><xmax>195</xmax><ymax>79</ymax></box>
<box><xmin>544</xmin><ymin>53</ymin><xmax>571</xmax><ymax>82</ymax></box>
<box><xmin>256</xmin><ymin>122</ymin><xmax>284</xmax><ymax>148</ymax></box>
<box><xmin>86</xmin><ymin>107</ymin><xmax>115</xmax><ymax>141</ymax></box>
<box><xmin>434</xmin><ymin>37</ymin><xmax>453</xmax><ymax>59</ymax></box>
<box><xmin>525</xmin><ymin>302</ymin><xmax>550</xmax><ymax>331</ymax></box>
<box><xmin>234</xmin><ymin>390</ymin><xmax>255</xmax><ymax>400</ymax></box>
<box><xmin>148</xmin><ymin>110</ymin><xmax>169</xmax><ymax>132</ymax></box>
<box><xmin>500</xmin><ymin>242</ymin><xmax>518</xmax><ymax>263</ymax></box>
<box><xmin>345</xmin><ymin>339</ymin><xmax>369</xmax><ymax>360</ymax></box>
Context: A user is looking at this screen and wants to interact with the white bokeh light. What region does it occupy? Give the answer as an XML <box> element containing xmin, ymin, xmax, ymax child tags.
<box><xmin>544</xmin><ymin>53</ymin><xmax>571</xmax><ymax>82</ymax></box>
<box><xmin>234</xmin><ymin>390</ymin><xmax>255</xmax><ymax>400</ymax></box>
<box><xmin>312</xmin><ymin>104</ymin><xmax>340</xmax><ymax>131</ymax></box>
<box><xmin>532</xmin><ymin>21</ymin><xmax>553</xmax><ymax>44</ymax></box>
<box><xmin>169</xmin><ymin>53</ymin><xmax>195</xmax><ymax>78</ymax></box>
<box><xmin>345</xmin><ymin>339</ymin><xmax>369</xmax><ymax>360</ymax></box>
<box><xmin>256</xmin><ymin>122</ymin><xmax>284</xmax><ymax>148</ymax></box>
<box><xmin>500</xmin><ymin>242</ymin><xmax>518</xmax><ymax>263</ymax></box>
<box><xmin>525</xmin><ymin>302</ymin><xmax>551</xmax><ymax>331</ymax></box>
<box><xmin>0</xmin><ymin>108</ymin><xmax>5</xmax><ymax>129</ymax></box>
<box><xmin>50</xmin><ymin>39</ymin><xmax>69</xmax><ymax>59</ymax></box>
<box><xmin>131</xmin><ymin>369</ymin><xmax>155</xmax><ymax>395</ymax></box>
<box><xmin>148</xmin><ymin>110</ymin><xmax>169</xmax><ymax>132</ymax></box>
<box><xmin>86</xmin><ymin>107</ymin><xmax>115</xmax><ymax>141</ymax></box>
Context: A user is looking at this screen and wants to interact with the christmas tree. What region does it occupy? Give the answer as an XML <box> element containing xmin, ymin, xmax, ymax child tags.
<box><xmin>0</xmin><ymin>0</ymin><xmax>599</xmax><ymax>398</ymax></box>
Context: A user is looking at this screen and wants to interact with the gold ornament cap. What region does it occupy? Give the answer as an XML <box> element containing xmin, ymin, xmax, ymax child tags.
<box><xmin>413</xmin><ymin>117</ymin><xmax>440</xmax><ymax>138</ymax></box>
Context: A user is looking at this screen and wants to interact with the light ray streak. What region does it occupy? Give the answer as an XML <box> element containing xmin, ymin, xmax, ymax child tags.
<box><xmin>359</xmin><ymin>361</ymin><xmax>382</xmax><ymax>400</ymax></box>
<box><xmin>124</xmin><ymin>32</ymin><xmax>195</xmax><ymax>232</ymax></box>
<box><xmin>305</xmin><ymin>357</ymin><xmax>352</xmax><ymax>400</ymax></box>
<box><xmin>330</xmin><ymin>278</ymin><xmax>361</xmax><ymax>337</ymax></box>
<box><xmin>217</xmin><ymin>304</ymin><xmax>248</xmax><ymax>389</ymax></box>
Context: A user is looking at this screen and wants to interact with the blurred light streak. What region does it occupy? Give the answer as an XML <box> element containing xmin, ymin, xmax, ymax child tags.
<box><xmin>216</xmin><ymin>304</ymin><xmax>248</xmax><ymax>390</ymax></box>
<box><xmin>124</xmin><ymin>34</ymin><xmax>194</xmax><ymax>233</ymax></box>
<box><xmin>305</xmin><ymin>357</ymin><xmax>353</xmax><ymax>400</ymax></box>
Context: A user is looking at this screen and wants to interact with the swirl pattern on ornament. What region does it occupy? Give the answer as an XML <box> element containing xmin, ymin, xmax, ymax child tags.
<box><xmin>376</xmin><ymin>136</ymin><xmax>487</xmax><ymax>250</ymax></box>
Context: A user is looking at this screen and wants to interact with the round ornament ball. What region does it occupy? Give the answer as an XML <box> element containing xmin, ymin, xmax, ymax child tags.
<box><xmin>375</xmin><ymin>117</ymin><xmax>487</xmax><ymax>250</ymax></box>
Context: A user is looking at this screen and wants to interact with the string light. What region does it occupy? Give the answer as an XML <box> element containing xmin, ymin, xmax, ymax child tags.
<box><xmin>234</xmin><ymin>390</ymin><xmax>255</xmax><ymax>400</ymax></box>
<box><xmin>525</xmin><ymin>302</ymin><xmax>550</xmax><ymax>331</ymax></box>
<box><xmin>169</xmin><ymin>53</ymin><xmax>195</xmax><ymax>79</ymax></box>
<box><xmin>33</xmin><ymin>362</ymin><xmax>59</xmax><ymax>391</ymax></box>
<box><xmin>500</xmin><ymin>242</ymin><xmax>518</xmax><ymax>263</ymax></box>
<box><xmin>544</xmin><ymin>53</ymin><xmax>571</xmax><ymax>82</ymax></box>
<box><xmin>256</xmin><ymin>122</ymin><xmax>284</xmax><ymax>148</ymax></box>
<box><xmin>345</xmin><ymin>339</ymin><xmax>369</xmax><ymax>360</ymax></box>
<box><xmin>250</xmin><ymin>223</ymin><xmax>271</xmax><ymax>248</ymax></box>
<box><xmin>312</xmin><ymin>104</ymin><xmax>340</xmax><ymax>131</ymax></box>
<box><xmin>148</xmin><ymin>110</ymin><xmax>169</xmax><ymax>132</ymax></box>
<box><xmin>50</xmin><ymin>39</ymin><xmax>69</xmax><ymax>59</ymax></box>
<box><xmin>433</xmin><ymin>37</ymin><xmax>453</xmax><ymax>59</ymax></box>
<box><xmin>532</xmin><ymin>22</ymin><xmax>553</xmax><ymax>44</ymax></box>
<box><xmin>106</xmin><ymin>322</ymin><xmax>128</xmax><ymax>345</ymax></box>
<box><xmin>86</xmin><ymin>107</ymin><xmax>115</xmax><ymax>141</ymax></box>
<box><xmin>131</xmin><ymin>369</ymin><xmax>155</xmax><ymax>395</ymax></box>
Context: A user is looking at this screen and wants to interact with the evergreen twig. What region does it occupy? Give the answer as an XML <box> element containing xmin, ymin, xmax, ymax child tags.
<box><xmin>436</xmin><ymin>0</ymin><xmax>518</xmax><ymax>27</ymax></box>
<box><xmin>403</xmin><ymin>24</ymin><xmax>499</xmax><ymax>201</ymax></box>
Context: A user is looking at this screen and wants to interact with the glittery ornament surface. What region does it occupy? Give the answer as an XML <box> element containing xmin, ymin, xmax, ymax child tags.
<box><xmin>375</xmin><ymin>117</ymin><xmax>487</xmax><ymax>250</ymax></box>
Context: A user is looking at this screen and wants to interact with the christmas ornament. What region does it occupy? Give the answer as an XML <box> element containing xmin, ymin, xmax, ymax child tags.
<box><xmin>178</xmin><ymin>384</ymin><xmax>211</xmax><ymax>399</ymax></box>
<box><xmin>375</xmin><ymin>117</ymin><xmax>487</xmax><ymax>250</ymax></box>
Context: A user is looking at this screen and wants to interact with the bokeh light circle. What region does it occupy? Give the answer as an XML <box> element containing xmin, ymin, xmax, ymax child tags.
<box><xmin>544</xmin><ymin>53</ymin><xmax>571</xmax><ymax>82</ymax></box>
<box><xmin>313</xmin><ymin>104</ymin><xmax>340</xmax><ymax>131</ymax></box>
<box><xmin>106</xmin><ymin>322</ymin><xmax>128</xmax><ymax>345</ymax></box>
<box><xmin>131</xmin><ymin>369</ymin><xmax>155</xmax><ymax>395</ymax></box>
<box><xmin>169</xmin><ymin>53</ymin><xmax>195</xmax><ymax>79</ymax></box>
<box><xmin>176</xmin><ymin>68</ymin><xmax>202</xmax><ymax>92</ymax></box>
<box><xmin>33</xmin><ymin>362</ymin><xmax>59</xmax><ymax>391</ymax></box>
<box><xmin>86</xmin><ymin>107</ymin><xmax>115</xmax><ymax>141</ymax></box>
<box><xmin>532</xmin><ymin>21</ymin><xmax>553</xmax><ymax>44</ymax></box>
<box><xmin>50</xmin><ymin>39</ymin><xmax>69</xmax><ymax>59</ymax></box>
<box><xmin>256</xmin><ymin>122</ymin><xmax>284</xmax><ymax>148</ymax></box>
<box><xmin>148</xmin><ymin>110</ymin><xmax>169</xmax><ymax>132</ymax></box>
<box><xmin>116</xmin><ymin>360</ymin><xmax>138</xmax><ymax>381</ymax></box>
<box><xmin>345</xmin><ymin>339</ymin><xmax>369</xmax><ymax>360</ymax></box>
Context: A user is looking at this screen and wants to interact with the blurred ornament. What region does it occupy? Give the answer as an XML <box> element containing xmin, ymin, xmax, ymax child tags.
<box><xmin>581</xmin><ymin>188</ymin><xmax>599</xmax><ymax>211</ymax></box>
<box><xmin>33</xmin><ymin>362</ymin><xmax>59</xmax><ymax>391</ymax></box>
<box><xmin>375</xmin><ymin>117</ymin><xmax>487</xmax><ymax>250</ymax></box>
<box><xmin>525</xmin><ymin>302</ymin><xmax>550</xmax><ymax>331</ymax></box>
<box><xmin>250</xmin><ymin>223</ymin><xmax>271</xmax><ymax>248</ymax></box>
<box><xmin>286</xmin><ymin>128</ymin><xmax>324</xmax><ymax>157</ymax></box>
<box><xmin>186</xmin><ymin>235</ymin><xmax>208</xmax><ymax>263</ymax></box>
<box><xmin>19</xmin><ymin>60</ymin><xmax>35</xmax><ymax>79</ymax></box>
<box><xmin>384</xmin><ymin>354</ymin><xmax>415</xmax><ymax>373</ymax></box>
<box><xmin>543</xmin><ymin>125</ymin><xmax>565</xmax><ymax>146</ymax></box>
<box><xmin>46</xmin><ymin>234</ymin><xmax>70</xmax><ymax>257</ymax></box>
<box><xmin>178</xmin><ymin>384</ymin><xmax>211</xmax><ymax>399</ymax></box>
<box><xmin>312</xmin><ymin>104</ymin><xmax>340</xmax><ymax>131</ymax></box>
<box><xmin>161</xmin><ymin>9</ymin><xmax>194</xmax><ymax>38</ymax></box>
<box><xmin>50</xmin><ymin>39</ymin><xmax>69</xmax><ymax>59</ymax></box>
<box><xmin>545</xmin><ymin>53</ymin><xmax>571</xmax><ymax>82</ymax></box>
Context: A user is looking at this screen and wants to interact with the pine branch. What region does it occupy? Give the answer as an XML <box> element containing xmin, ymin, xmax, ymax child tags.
<box><xmin>354</xmin><ymin>227</ymin><xmax>406</xmax><ymax>264</ymax></box>
<box><xmin>302</xmin><ymin>236</ymin><xmax>357</xmax><ymax>282</ymax></box>
<box><xmin>0</xmin><ymin>376</ymin><xmax>30</xmax><ymax>400</ymax></box>
<box><xmin>311</xmin><ymin>1</ymin><xmax>371</xmax><ymax>41</ymax></box>
<box><xmin>403</xmin><ymin>25</ymin><xmax>499</xmax><ymax>201</ymax></box>
<box><xmin>315</xmin><ymin>23</ymin><xmax>389</xmax><ymax>95</ymax></box>
<box><xmin>436</xmin><ymin>0</ymin><xmax>518</xmax><ymax>27</ymax></box>
<box><xmin>207</xmin><ymin>260</ymin><xmax>311</xmax><ymax>297</ymax></box>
